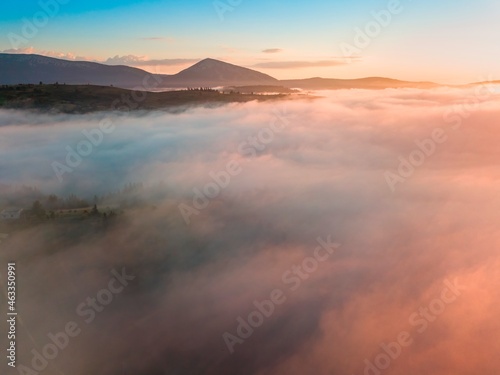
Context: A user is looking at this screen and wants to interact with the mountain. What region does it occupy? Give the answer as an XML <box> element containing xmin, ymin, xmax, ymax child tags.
<box><xmin>0</xmin><ymin>53</ymin><xmax>448</xmax><ymax>90</ymax></box>
<box><xmin>0</xmin><ymin>54</ymin><xmax>278</xmax><ymax>88</ymax></box>
<box><xmin>161</xmin><ymin>58</ymin><xmax>278</xmax><ymax>87</ymax></box>
<box><xmin>280</xmin><ymin>77</ymin><xmax>440</xmax><ymax>90</ymax></box>
<box><xmin>0</xmin><ymin>54</ymin><xmax>153</xmax><ymax>87</ymax></box>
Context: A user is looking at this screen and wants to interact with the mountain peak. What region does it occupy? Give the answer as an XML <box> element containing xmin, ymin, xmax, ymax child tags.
<box><xmin>199</xmin><ymin>58</ymin><xmax>220</xmax><ymax>63</ymax></box>
<box><xmin>173</xmin><ymin>58</ymin><xmax>277</xmax><ymax>86</ymax></box>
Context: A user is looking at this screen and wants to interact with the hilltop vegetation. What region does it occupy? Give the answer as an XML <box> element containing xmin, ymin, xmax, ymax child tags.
<box><xmin>0</xmin><ymin>83</ymin><xmax>291</xmax><ymax>114</ymax></box>
<box><xmin>0</xmin><ymin>183</ymin><xmax>149</xmax><ymax>241</ymax></box>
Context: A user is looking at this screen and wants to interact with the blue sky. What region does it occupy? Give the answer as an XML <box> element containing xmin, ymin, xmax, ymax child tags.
<box><xmin>1</xmin><ymin>0</ymin><xmax>499</xmax><ymax>83</ymax></box>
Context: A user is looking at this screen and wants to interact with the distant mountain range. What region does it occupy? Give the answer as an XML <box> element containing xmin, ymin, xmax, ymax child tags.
<box><xmin>0</xmin><ymin>54</ymin><xmax>150</xmax><ymax>87</ymax></box>
<box><xmin>281</xmin><ymin>77</ymin><xmax>439</xmax><ymax>90</ymax></box>
<box><xmin>0</xmin><ymin>53</ymin><xmax>493</xmax><ymax>91</ymax></box>
<box><xmin>0</xmin><ymin>54</ymin><xmax>277</xmax><ymax>88</ymax></box>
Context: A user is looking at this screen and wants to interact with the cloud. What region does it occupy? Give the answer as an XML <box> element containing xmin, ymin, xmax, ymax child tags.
<box><xmin>1</xmin><ymin>86</ymin><xmax>500</xmax><ymax>375</ymax></box>
<box><xmin>0</xmin><ymin>48</ymin><xmax>195</xmax><ymax>69</ymax></box>
<box><xmin>104</xmin><ymin>54</ymin><xmax>149</xmax><ymax>64</ymax></box>
<box><xmin>252</xmin><ymin>59</ymin><xmax>357</xmax><ymax>69</ymax></box>
<box><xmin>139</xmin><ymin>36</ymin><xmax>175</xmax><ymax>42</ymax></box>
<box><xmin>104</xmin><ymin>54</ymin><xmax>199</xmax><ymax>67</ymax></box>
<box><xmin>262</xmin><ymin>48</ymin><xmax>283</xmax><ymax>54</ymax></box>
<box><xmin>1</xmin><ymin>47</ymin><xmax>92</xmax><ymax>61</ymax></box>
<box><xmin>2</xmin><ymin>47</ymin><xmax>37</xmax><ymax>54</ymax></box>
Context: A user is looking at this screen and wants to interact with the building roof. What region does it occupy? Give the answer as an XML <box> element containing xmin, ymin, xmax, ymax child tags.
<box><xmin>1</xmin><ymin>208</ymin><xmax>24</xmax><ymax>214</ymax></box>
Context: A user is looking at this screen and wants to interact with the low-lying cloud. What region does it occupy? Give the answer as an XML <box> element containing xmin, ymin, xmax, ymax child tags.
<box><xmin>253</xmin><ymin>59</ymin><xmax>352</xmax><ymax>69</ymax></box>
<box><xmin>104</xmin><ymin>55</ymin><xmax>199</xmax><ymax>67</ymax></box>
<box><xmin>1</xmin><ymin>86</ymin><xmax>500</xmax><ymax>375</ymax></box>
<box><xmin>262</xmin><ymin>49</ymin><xmax>283</xmax><ymax>54</ymax></box>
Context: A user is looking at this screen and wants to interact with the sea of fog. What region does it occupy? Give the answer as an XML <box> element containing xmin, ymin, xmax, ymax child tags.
<box><xmin>1</xmin><ymin>86</ymin><xmax>500</xmax><ymax>375</ymax></box>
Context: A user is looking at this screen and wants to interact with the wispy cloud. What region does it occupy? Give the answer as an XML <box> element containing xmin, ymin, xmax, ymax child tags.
<box><xmin>253</xmin><ymin>59</ymin><xmax>357</xmax><ymax>69</ymax></box>
<box><xmin>139</xmin><ymin>36</ymin><xmax>175</xmax><ymax>43</ymax></box>
<box><xmin>1</xmin><ymin>47</ymin><xmax>93</xmax><ymax>61</ymax></box>
<box><xmin>262</xmin><ymin>48</ymin><xmax>283</xmax><ymax>54</ymax></box>
<box><xmin>0</xmin><ymin>48</ymin><xmax>195</xmax><ymax>69</ymax></box>
<box><xmin>104</xmin><ymin>55</ymin><xmax>199</xmax><ymax>67</ymax></box>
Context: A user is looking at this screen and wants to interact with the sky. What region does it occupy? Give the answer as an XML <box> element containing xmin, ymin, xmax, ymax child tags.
<box><xmin>0</xmin><ymin>1</ymin><xmax>499</xmax><ymax>83</ymax></box>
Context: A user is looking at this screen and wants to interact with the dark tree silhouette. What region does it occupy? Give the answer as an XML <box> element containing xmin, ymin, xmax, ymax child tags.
<box><xmin>91</xmin><ymin>204</ymin><xmax>99</xmax><ymax>216</ymax></box>
<box><xmin>31</xmin><ymin>200</ymin><xmax>46</xmax><ymax>219</ymax></box>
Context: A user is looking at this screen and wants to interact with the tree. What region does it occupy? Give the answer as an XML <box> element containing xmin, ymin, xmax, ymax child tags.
<box><xmin>91</xmin><ymin>204</ymin><xmax>99</xmax><ymax>216</ymax></box>
<box><xmin>46</xmin><ymin>194</ymin><xmax>59</xmax><ymax>210</ymax></box>
<box><xmin>31</xmin><ymin>200</ymin><xmax>46</xmax><ymax>220</ymax></box>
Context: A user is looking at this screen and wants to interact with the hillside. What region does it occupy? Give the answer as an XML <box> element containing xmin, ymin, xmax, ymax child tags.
<box><xmin>163</xmin><ymin>58</ymin><xmax>278</xmax><ymax>87</ymax></box>
<box><xmin>0</xmin><ymin>54</ymin><xmax>278</xmax><ymax>89</ymax></box>
<box><xmin>0</xmin><ymin>54</ymin><xmax>154</xmax><ymax>87</ymax></box>
<box><xmin>0</xmin><ymin>84</ymin><xmax>290</xmax><ymax>113</ymax></box>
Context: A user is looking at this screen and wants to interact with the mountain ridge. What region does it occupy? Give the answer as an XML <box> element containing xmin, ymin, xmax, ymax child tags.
<box><xmin>0</xmin><ymin>53</ymin><xmax>151</xmax><ymax>87</ymax></box>
<box><xmin>0</xmin><ymin>53</ymin><xmax>483</xmax><ymax>90</ymax></box>
<box><xmin>171</xmin><ymin>58</ymin><xmax>278</xmax><ymax>86</ymax></box>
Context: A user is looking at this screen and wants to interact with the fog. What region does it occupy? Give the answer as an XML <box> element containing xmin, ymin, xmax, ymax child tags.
<box><xmin>1</xmin><ymin>86</ymin><xmax>500</xmax><ymax>375</ymax></box>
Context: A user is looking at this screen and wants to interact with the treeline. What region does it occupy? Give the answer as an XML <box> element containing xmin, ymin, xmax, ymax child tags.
<box><xmin>29</xmin><ymin>200</ymin><xmax>116</xmax><ymax>220</ymax></box>
<box><xmin>0</xmin><ymin>185</ymin><xmax>89</xmax><ymax>210</ymax></box>
<box><xmin>1</xmin><ymin>82</ymin><xmax>64</xmax><ymax>89</ymax></box>
<box><xmin>186</xmin><ymin>87</ymin><xmax>219</xmax><ymax>92</ymax></box>
<box><xmin>0</xmin><ymin>182</ymin><xmax>147</xmax><ymax>210</ymax></box>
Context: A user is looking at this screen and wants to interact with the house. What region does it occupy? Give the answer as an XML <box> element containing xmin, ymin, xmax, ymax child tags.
<box><xmin>0</xmin><ymin>208</ymin><xmax>24</xmax><ymax>220</ymax></box>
